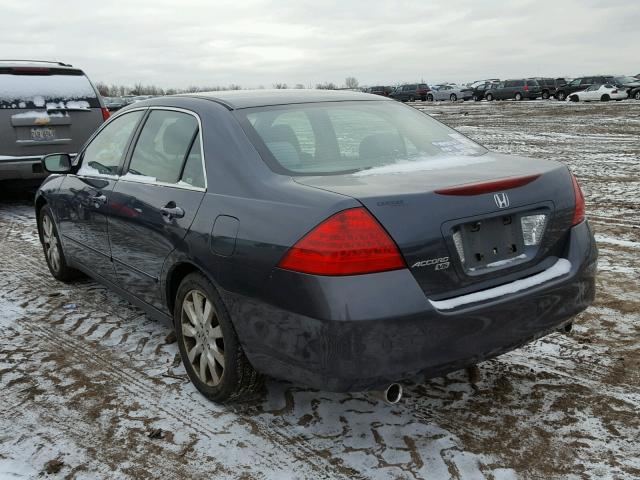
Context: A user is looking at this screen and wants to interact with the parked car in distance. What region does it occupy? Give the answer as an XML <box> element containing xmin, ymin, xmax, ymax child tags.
<box><xmin>389</xmin><ymin>83</ymin><xmax>430</xmax><ymax>102</ymax></box>
<box><xmin>612</xmin><ymin>76</ymin><xmax>640</xmax><ymax>96</ymax></box>
<box><xmin>567</xmin><ymin>84</ymin><xmax>628</xmax><ymax>102</ymax></box>
<box><xmin>531</xmin><ymin>78</ymin><xmax>560</xmax><ymax>99</ymax></box>
<box><xmin>365</xmin><ymin>86</ymin><xmax>393</xmax><ymax>96</ymax></box>
<box><xmin>469</xmin><ymin>81</ymin><xmax>500</xmax><ymax>101</ymax></box>
<box><xmin>0</xmin><ymin>60</ymin><xmax>108</xmax><ymax>186</ymax></box>
<box><xmin>427</xmin><ymin>84</ymin><xmax>473</xmax><ymax>101</ymax></box>
<box><xmin>35</xmin><ymin>89</ymin><xmax>596</xmax><ymax>404</ymax></box>
<box><xmin>485</xmin><ymin>79</ymin><xmax>542</xmax><ymax>101</ymax></box>
<box><xmin>104</xmin><ymin>96</ymin><xmax>128</xmax><ymax>111</ymax></box>
<box><xmin>554</xmin><ymin>76</ymin><xmax>615</xmax><ymax>101</ymax></box>
<box><xmin>628</xmin><ymin>86</ymin><xmax>640</xmax><ymax>100</ymax></box>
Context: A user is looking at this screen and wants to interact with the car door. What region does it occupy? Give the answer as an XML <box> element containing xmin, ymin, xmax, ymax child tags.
<box><xmin>435</xmin><ymin>86</ymin><xmax>447</xmax><ymax>101</ymax></box>
<box><xmin>108</xmin><ymin>108</ymin><xmax>207</xmax><ymax>310</ymax></box>
<box><xmin>56</xmin><ymin>109</ymin><xmax>145</xmax><ymax>281</ymax></box>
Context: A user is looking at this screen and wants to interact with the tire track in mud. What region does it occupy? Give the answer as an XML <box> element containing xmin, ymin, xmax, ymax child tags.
<box><xmin>0</xmin><ymin>206</ymin><xmax>358</xmax><ymax>479</ymax></box>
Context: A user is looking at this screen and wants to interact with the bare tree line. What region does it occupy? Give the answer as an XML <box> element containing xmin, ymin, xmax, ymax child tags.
<box><xmin>95</xmin><ymin>77</ymin><xmax>360</xmax><ymax>97</ymax></box>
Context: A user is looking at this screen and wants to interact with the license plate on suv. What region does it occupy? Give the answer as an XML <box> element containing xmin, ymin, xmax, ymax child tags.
<box><xmin>30</xmin><ymin>127</ymin><xmax>56</xmax><ymax>141</ymax></box>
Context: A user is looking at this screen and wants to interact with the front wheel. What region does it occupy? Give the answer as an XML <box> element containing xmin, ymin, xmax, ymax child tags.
<box><xmin>174</xmin><ymin>272</ymin><xmax>262</xmax><ymax>403</ymax></box>
<box><xmin>450</xmin><ymin>94</ymin><xmax>457</xmax><ymax>101</ymax></box>
<box><xmin>634</xmin><ymin>91</ymin><xmax>640</xmax><ymax>100</ymax></box>
<box><xmin>408</xmin><ymin>95</ymin><xmax>415</xmax><ymax>102</ymax></box>
<box><xmin>600</xmin><ymin>94</ymin><xmax>610</xmax><ymax>102</ymax></box>
<box><xmin>427</xmin><ymin>94</ymin><xmax>433</xmax><ymax>101</ymax></box>
<box><xmin>38</xmin><ymin>205</ymin><xmax>80</xmax><ymax>282</ymax></box>
<box><xmin>542</xmin><ymin>91</ymin><xmax>550</xmax><ymax>99</ymax></box>
<box><xmin>556</xmin><ymin>91</ymin><xmax>566</xmax><ymax>101</ymax></box>
<box><xmin>485</xmin><ymin>93</ymin><xmax>494</xmax><ymax>101</ymax></box>
<box><xmin>472</xmin><ymin>94</ymin><xmax>479</xmax><ymax>101</ymax></box>
<box><xmin>569</xmin><ymin>95</ymin><xmax>579</xmax><ymax>102</ymax></box>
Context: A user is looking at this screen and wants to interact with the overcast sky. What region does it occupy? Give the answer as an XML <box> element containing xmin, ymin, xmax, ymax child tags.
<box><xmin>2</xmin><ymin>0</ymin><xmax>638</xmax><ymax>89</ymax></box>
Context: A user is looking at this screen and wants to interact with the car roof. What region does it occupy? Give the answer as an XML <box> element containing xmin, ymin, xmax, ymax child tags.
<box><xmin>0</xmin><ymin>59</ymin><xmax>76</xmax><ymax>69</ymax></box>
<box><xmin>179</xmin><ymin>89</ymin><xmax>389</xmax><ymax>109</ymax></box>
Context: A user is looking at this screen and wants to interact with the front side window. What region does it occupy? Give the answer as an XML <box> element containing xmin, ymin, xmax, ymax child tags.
<box><xmin>125</xmin><ymin>110</ymin><xmax>199</xmax><ymax>184</ymax></box>
<box><xmin>238</xmin><ymin>101</ymin><xmax>488</xmax><ymax>175</ymax></box>
<box><xmin>77</xmin><ymin>110</ymin><xmax>144</xmax><ymax>176</ymax></box>
<box><xmin>569</xmin><ymin>79</ymin><xmax>581</xmax><ymax>86</ymax></box>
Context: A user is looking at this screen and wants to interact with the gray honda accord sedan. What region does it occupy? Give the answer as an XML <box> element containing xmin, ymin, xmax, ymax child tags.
<box><xmin>35</xmin><ymin>90</ymin><xmax>597</xmax><ymax>403</ymax></box>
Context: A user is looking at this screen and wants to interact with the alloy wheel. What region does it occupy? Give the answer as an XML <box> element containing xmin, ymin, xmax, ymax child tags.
<box><xmin>181</xmin><ymin>289</ymin><xmax>225</xmax><ymax>386</ymax></box>
<box><xmin>42</xmin><ymin>215</ymin><xmax>61</xmax><ymax>273</ymax></box>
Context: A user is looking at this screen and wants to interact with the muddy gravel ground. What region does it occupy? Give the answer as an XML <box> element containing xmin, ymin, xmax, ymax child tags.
<box><xmin>1</xmin><ymin>100</ymin><xmax>639</xmax><ymax>480</ymax></box>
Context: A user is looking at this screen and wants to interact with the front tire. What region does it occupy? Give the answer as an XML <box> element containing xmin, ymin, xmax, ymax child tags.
<box><xmin>634</xmin><ymin>91</ymin><xmax>640</xmax><ymax>100</ymax></box>
<box><xmin>472</xmin><ymin>94</ymin><xmax>479</xmax><ymax>101</ymax></box>
<box><xmin>427</xmin><ymin>93</ymin><xmax>434</xmax><ymax>101</ymax></box>
<box><xmin>542</xmin><ymin>91</ymin><xmax>550</xmax><ymax>99</ymax></box>
<box><xmin>600</xmin><ymin>94</ymin><xmax>610</xmax><ymax>102</ymax></box>
<box><xmin>556</xmin><ymin>91</ymin><xmax>566</xmax><ymax>101</ymax></box>
<box><xmin>450</xmin><ymin>94</ymin><xmax>457</xmax><ymax>101</ymax></box>
<box><xmin>38</xmin><ymin>205</ymin><xmax>79</xmax><ymax>282</ymax></box>
<box><xmin>486</xmin><ymin>93</ymin><xmax>494</xmax><ymax>101</ymax></box>
<box><xmin>174</xmin><ymin>272</ymin><xmax>261</xmax><ymax>403</ymax></box>
<box><xmin>408</xmin><ymin>95</ymin><xmax>415</xmax><ymax>102</ymax></box>
<box><xmin>569</xmin><ymin>94</ymin><xmax>579</xmax><ymax>102</ymax></box>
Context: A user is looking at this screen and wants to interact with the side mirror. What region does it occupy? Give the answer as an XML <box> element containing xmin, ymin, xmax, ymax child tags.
<box><xmin>42</xmin><ymin>153</ymin><xmax>72</xmax><ymax>174</ymax></box>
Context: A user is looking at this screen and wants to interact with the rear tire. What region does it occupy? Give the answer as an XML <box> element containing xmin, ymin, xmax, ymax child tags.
<box><xmin>542</xmin><ymin>91</ymin><xmax>550</xmax><ymax>99</ymax></box>
<box><xmin>600</xmin><ymin>94</ymin><xmax>610</xmax><ymax>102</ymax></box>
<box><xmin>38</xmin><ymin>205</ymin><xmax>80</xmax><ymax>282</ymax></box>
<box><xmin>409</xmin><ymin>95</ymin><xmax>415</xmax><ymax>102</ymax></box>
<box><xmin>569</xmin><ymin>94</ymin><xmax>579</xmax><ymax>102</ymax></box>
<box><xmin>427</xmin><ymin>93</ymin><xmax>434</xmax><ymax>101</ymax></box>
<box><xmin>472</xmin><ymin>94</ymin><xmax>479</xmax><ymax>101</ymax></box>
<box><xmin>556</xmin><ymin>91</ymin><xmax>566</xmax><ymax>101</ymax></box>
<box><xmin>450</xmin><ymin>94</ymin><xmax>457</xmax><ymax>101</ymax></box>
<box><xmin>485</xmin><ymin>93</ymin><xmax>494</xmax><ymax>101</ymax></box>
<box><xmin>174</xmin><ymin>272</ymin><xmax>262</xmax><ymax>403</ymax></box>
<box><xmin>634</xmin><ymin>91</ymin><xmax>640</xmax><ymax>100</ymax></box>
<box><xmin>514</xmin><ymin>92</ymin><xmax>523</xmax><ymax>101</ymax></box>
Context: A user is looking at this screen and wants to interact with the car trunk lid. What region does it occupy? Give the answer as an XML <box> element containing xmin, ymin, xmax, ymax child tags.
<box><xmin>294</xmin><ymin>152</ymin><xmax>576</xmax><ymax>297</ymax></box>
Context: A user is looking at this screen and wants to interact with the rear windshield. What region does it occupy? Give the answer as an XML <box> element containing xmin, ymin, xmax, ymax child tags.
<box><xmin>0</xmin><ymin>70</ymin><xmax>99</xmax><ymax>109</ymax></box>
<box><xmin>236</xmin><ymin>101</ymin><xmax>488</xmax><ymax>175</ymax></box>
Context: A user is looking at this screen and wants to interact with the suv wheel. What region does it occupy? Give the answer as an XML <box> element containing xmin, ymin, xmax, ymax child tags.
<box><xmin>38</xmin><ymin>205</ymin><xmax>80</xmax><ymax>282</ymax></box>
<box><xmin>427</xmin><ymin>94</ymin><xmax>434</xmax><ymax>101</ymax></box>
<box><xmin>174</xmin><ymin>272</ymin><xmax>262</xmax><ymax>403</ymax></box>
<box><xmin>556</xmin><ymin>91</ymin><xmax>566</xmax><ymax>101</ymax></box>
<box><xmin>420</xmin><ymin>95</ymin><xmax>426</xmax><ymax>101</ymax></box>
<box><xmin>634</xmin><ymin>91</ymin><xmax>640</xmax><ymax>100</ymax></box>
<box><xmin>514</xmin><ymin>92</ymin><xmax>523</xmax><ymax>101</ymax></box>
<box><xmin>450</xmin><ymin>94</ymin><xmax>457</xmax><ymax>102</ymax></box>
<box><xmin>408</xmin><ymin>95</ymin><xmax>415</xmax><ymax>102</ymax></box>
<box><xmin>472</xmin><ymin>94</ymin><xmax>479</xmax><ymax>101</ymax></box>
<box><xmin>485</xmin><ymin>93</ymin><xmax>493</xmax><ymax>101</ymax></box>
<box><xmin>542</xmin><ymin>91</ymin><xmax>550</xmax><ymax>99</ymax></box>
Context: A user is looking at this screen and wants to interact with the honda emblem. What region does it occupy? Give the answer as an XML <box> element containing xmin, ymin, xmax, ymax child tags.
<box><xmin>494</xmin><ymin>192</ymin><xmax>510</xmax><ymax>209</ymax></box>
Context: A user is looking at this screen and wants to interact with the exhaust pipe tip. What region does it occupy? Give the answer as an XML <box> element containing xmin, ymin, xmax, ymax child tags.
<box><xmin>380</xmin><ymin>383</ymin><xmax>403</xmax><ymax>405</ymax></box>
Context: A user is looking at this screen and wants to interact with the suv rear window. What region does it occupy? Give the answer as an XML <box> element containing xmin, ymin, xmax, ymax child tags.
<box><xmin>0</xmin><ymin>69</ymin><xmax>99</xmax><ymax>109</ymax></box>
<box><xmin>526</xmin><ymin>80</ymin><xmax>539</xmax><ymax>87</ymax></box>
<box><xmin>237</xmin><ymin>101</ymin><xmax>488</xmax><ymax>175</ymax></box>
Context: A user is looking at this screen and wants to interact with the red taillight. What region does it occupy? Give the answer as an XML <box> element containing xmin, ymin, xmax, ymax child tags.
<box><xmin>611</xmin><ymin>89</ymin><xmax>618</xmax><ymax>94</ymax></box>
<box><xmin>101</xmin><ymin>107</ymin><xmax>111</xmax><ymax>121</ymax></box>
<box><xmin>10</xmin><ymin>67</ymin><xmax>50</xmax><ymax>74</ymax></box>
<box><xmin>524</xmin><ymin>85</ymin><xmax>529</xmax><ymax>91</ymax></box>
<box><xmin>278</xmin><ymin>207</ymin><xmax>406</xmax><ymax>276</ymax></box>
<box><xmin>435</xmin><ymin>174</ymin><xmax>540</xmax><ymax>196</ymax></box>
<box><xmin>571</xmin><ymin>173</ymin><xmax>585</xmax><ymax>225</ymax></box>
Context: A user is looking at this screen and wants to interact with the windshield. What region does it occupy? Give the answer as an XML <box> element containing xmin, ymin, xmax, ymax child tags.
<box><xmin>0</xmin><ymin>71</ymin><xmax>99</xmax><ymax>109</ymax></box>
<box><xmin>615</xmin><ymin>76</ymin><xmax>637</xmax><ymax>84</ymax></box>
<box><xmin>236</xmin><ymin>101</ymin><xmax>488</xmax><ymax>175</ymax></box>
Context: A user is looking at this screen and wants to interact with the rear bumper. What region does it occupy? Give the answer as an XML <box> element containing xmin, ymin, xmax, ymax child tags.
<box><xmin>0</xmin><ymin>155</ymin><xmax>48</xmax><ymax>181</ymax></box>
<box><xmin>223</xmin><ymin>221</ymin><xmax>597</xmax><ymax>392</ymax></box>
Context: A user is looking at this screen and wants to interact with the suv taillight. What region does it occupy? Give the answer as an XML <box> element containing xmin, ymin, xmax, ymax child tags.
<box><xmin>101</xmin><ymin>107</ymin><xmax>111</xmax><ymax>121</ymax></box>
<box><xmin>278</xmin><ymin>207</ymin><xmax>405</xmax><ymax>275</ymax></box>
<box><xmin>571</xmin><ymin>173</ymin><xmax>585</xmax><ymax>225</ymax></box>
<box><xmin>524</xmin><ymin>85</ymin><xmax>529</xmax><ymax>91</ymax></box>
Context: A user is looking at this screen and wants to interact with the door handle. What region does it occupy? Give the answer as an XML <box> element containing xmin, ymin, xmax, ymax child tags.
<box><xmin>161</xmin><ymin>204</ymin><xmax>185</xmax><ymax>219</ymax></box>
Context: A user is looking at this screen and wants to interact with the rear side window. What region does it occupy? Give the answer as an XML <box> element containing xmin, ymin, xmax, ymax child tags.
<box><xmin>126</xmin><ymin>110</ymin><xmax>199</xmax><ymax>184</ymax></box>
<box><xmin>180</xmin><ymin>132</ymin><xmax>205</xmax><ymax>188</ymax></box>
<box><xmin>78</xmin><ymin>110</ymin><xmax>144</xmax><ymax>177</ymax></box>
<box><xmin>526</xmin><ymin>80</ymin><xmax>538</xmax><ymax>87</ymax></box>
<box><xmin>0</xmin><ymin>70</ymin><xmax>99</xmax><ymax>109</ymax></box>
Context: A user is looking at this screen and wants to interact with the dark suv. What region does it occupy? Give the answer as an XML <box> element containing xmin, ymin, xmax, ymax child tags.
<box><xmin>365</xmin><ymin>86</ymin><xmax>393</xmax><ymax>97</ymax></box>
<box><xmin>389</xmin><ymin>83</ymin><xmax>431</xmax><ymax>102</ymax></box>
<box><xmin>0</xmin><ymin>60</ymin><xmax>108</xmax><ymax>185</ymax></box>
<box><xmin>485</xmin><ymin>79</ymin><xmax>542</xmax><ymax>101</ymax></box>
<box><xmin>531</xmin><ymin>78</ymin><xmax>560</xmax><ymax>99</ymax></box>
<box><xmin>554</xmin><ymin>76</ymin><xmax>615</xmax><ymax>101</ymax></box>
